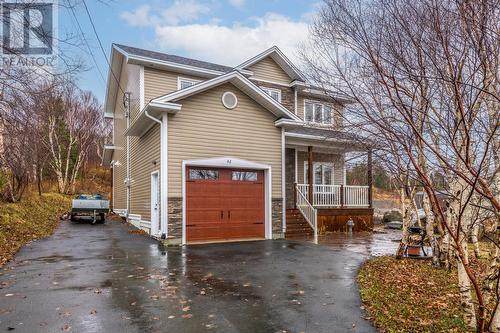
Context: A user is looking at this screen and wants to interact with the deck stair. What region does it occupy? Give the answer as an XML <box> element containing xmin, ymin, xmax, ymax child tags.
<box><xmin>285</xmin><ymin>209</ymin><xmax>314</xmax><ymax>239</ymax></box>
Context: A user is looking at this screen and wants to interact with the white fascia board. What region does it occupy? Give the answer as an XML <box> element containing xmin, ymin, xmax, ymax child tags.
<box><xmin>290</xmin><ymin>80</ymin><xmax>308</xmax><ymax>87</ymax></box>
<box><xmin>236</xmin><ymin>46</ymin><xmax>277</xmax><ymax>69</ymax></box>
<box><xmin>104</xmin><ymin>46</ymin><xmax>125</xmax><ymax>115</ymax></box>
<box><xmin>274</xmin><ymin>119</ymin><xmax>305</xmax><ymax>127</ymax></box>
<box><xmin>237</xmin><ymin>69</ymin><xmax>254</xmax><ymax>76</ymax></box>
<box><xmin>301</xmin><ymin>87</ymin><xmax>354</xmax><ymax>104</ymax></box>
<box><xmin>152</xmin><ymin>71</ymin><xmax>301</xmax><ymax>121</ymax></box>
<box><xmin>285</xmin><ymin>132</ymin><xmax>331</xmax><ymax>141</ymax></box>
<box><xmin>148</xmin><ymin>101</ymin><xmax>182</xmax><ymax>113</ymax></box>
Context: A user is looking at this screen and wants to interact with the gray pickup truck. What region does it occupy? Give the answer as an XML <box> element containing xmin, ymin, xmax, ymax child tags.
<box><xmin>71</xmin><ymin>194</ymin><xmax>109</xmax><ymax>224</ymax></box>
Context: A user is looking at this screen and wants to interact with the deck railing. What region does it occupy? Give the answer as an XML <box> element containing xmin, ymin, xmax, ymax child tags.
<box><xmin>343</xmin><ymin>185</ymin><xmax>370</xmax><ymax>207</ymax></box>
<box><xmin>297</xmin><ymin>184</ymin><xmax>370</xmax><ymax>208</ymax></box>
<box><xmin>295</xmin><ymin>184</ymin><xmax>318</xmax><ymax>244</ymax></box>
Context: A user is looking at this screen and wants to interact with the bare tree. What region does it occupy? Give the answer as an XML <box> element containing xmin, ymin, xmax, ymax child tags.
<box><xmin>38</xmin><ymin>83</ymin><xmax>103</xmax><ymax>194</ymax></box>
<box><xmin>303</xmin><ymin>0</ymin><xmax>499</xmax><ymax>331</ymax></box>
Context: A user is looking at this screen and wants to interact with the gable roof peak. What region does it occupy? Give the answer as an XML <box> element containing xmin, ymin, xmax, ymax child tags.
<box><xmin>236</xmin><ymin>46</ymin><xmax>307</xmax><ymax>82</ymax></box>
<box><xmin>151</xmin><ymin>70</ymin><xmax>301</xmax><ymax>121</ymax></box>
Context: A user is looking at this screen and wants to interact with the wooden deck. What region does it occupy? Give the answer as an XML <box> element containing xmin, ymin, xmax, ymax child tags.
<box><xmin>317</xmin><ymin>208</ymin><xmax>374</xmax><ymax>232</ymax></box>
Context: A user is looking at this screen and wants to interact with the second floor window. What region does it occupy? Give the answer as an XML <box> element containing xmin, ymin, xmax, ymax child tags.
<box><xmin>261</xmin><ymin>87</ymin><xmax>281</xmax><ymax>102</ymax></box>
<box><xmin>304</xmin><ymin>101</ymin><xmax>333</xmax><ymax>125</ymax></box>
<box><xmin>178</xmin><ymin>77</ymin><xmax>200</xmax><ymax>90</ymax></box>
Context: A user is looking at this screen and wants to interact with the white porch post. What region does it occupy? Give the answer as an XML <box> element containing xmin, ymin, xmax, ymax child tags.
<box><xmin>281</xmin><ymin>128</ymin><xmax>286</xmax><ymax>234</ymax></box>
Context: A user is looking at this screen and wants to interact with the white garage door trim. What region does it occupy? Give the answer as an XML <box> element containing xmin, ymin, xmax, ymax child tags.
<box><xmin>181</xmin><ymin>157</ymin><xmax>273</xmax><ymax>245</ymax></box>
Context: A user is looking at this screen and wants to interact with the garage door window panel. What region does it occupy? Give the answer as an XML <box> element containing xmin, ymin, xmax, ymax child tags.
<box><xmin>232</xmin><ymin>171</ymin><xmax>258</xmax><ymax>181</ymax></box>
<box><xmin>189</xmin><ymin>169</ymin><xmax>219</xmax><ymax>180</ymax></box>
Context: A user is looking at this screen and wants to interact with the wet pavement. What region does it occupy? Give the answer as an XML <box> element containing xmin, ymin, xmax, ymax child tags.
<box><xmin>0</xmin><ymin>219</ymin><xmax>379</xmax><ymax>333</ymax></box>
<box><xmin>317</xmin><ymin>228</ymin><xmax>401</xmax><ymax>257</ymax></box>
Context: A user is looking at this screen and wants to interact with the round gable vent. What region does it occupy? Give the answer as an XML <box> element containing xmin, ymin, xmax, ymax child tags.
<box><xmin>222</xmin><ymin>91</ymin><xmax>238</xmax><ymax>109</ymax></box>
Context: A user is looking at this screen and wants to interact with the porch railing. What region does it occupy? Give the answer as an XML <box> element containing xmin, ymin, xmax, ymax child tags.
<box><xmin>295</xmin><ymin>184</ymin><xmax>318</xmax><ymax>244</ymax></box>
<box><xmin>344</xmin><ymin>185</ymin><xmax>370</xmax><ymax>207</ymax></box>
<box><xmin>297</xmin><ymin>184</ymin><xmax>370</xmax><ymax>208</ymax></box>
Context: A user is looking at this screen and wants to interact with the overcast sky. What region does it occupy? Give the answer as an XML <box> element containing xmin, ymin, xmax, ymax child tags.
<box><xmin>64</xmin><ymin>0</ymin><xmax>319</xmax><ymax>103</ymax></box>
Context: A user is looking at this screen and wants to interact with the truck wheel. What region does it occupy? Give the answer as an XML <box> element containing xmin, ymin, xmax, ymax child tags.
<box><xmin>99</xmin><ymin>213</ymin><xmax>106</xmax><ymax>224</ymax></box>
<box><xmin>70</xmin><ymin>214</ymin><xmax>76</xmax><ymax>221</ymax></box>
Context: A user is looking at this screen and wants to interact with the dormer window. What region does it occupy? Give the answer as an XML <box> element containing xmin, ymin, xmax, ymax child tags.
<box><xmin>178</xmin><ymin>77</ymin><xmax>201</xmax><ymax>90</ymax></box>
<box><xmin>261</xmin><ymin>87</ymin><xmax>281</xmax><ymax>102</ymax></box>
<box><xmin>304</xmin><ymin>100</ymin><xmax>333</xmax><ymax>125</ymax></box>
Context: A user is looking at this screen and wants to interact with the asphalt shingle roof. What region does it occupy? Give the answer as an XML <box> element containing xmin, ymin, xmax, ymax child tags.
<box><xmin>114</xmin><ymin>44</ymin><xmax>234</xmax><ymax>73</ymax></box>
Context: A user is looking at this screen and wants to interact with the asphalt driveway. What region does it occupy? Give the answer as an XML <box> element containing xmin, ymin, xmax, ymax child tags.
<box><xmin>0</xmin><ymin>219</ymin><xmax>376</xmax><ymax>333</ymax></box>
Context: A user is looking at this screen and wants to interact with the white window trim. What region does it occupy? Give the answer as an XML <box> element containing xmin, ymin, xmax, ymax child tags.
<box><xmin>303</xmin><ymin>161</ymin><xmax>335</xmax><ymax>185</ymax></box>
<box><xmin>261</xmin><ymin>86</ymin><xmax>282</xmax><ymax>103</ymax></box>
<box><xmin>177</xmin><ymin>76</ymin><xmax>201</xmax><ymax>90</ymax></box>
<box><xmin>303</xmin><ymin>99</ymin><xmax>334</xmax><ymax>126</ymax></box>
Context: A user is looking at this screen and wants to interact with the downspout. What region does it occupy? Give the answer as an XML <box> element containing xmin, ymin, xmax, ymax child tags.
<box><xmin>145</xmin><ymin>109</ymin><xmax>162</xmax><ymax>126</ymax></box>
<box><xmin>294</xmin><ymin>87</ymin><xmax>298</xmax><ymax>115</ymax></box>
<box><xmin>124</xmin><ymin>93</ymin><xmax>131</xmax><ymax>218</ymax></box>
<box><xmin>145</xmin><ymin>109</ymin><xmax>168</xmax><ymax>239</ymax></box>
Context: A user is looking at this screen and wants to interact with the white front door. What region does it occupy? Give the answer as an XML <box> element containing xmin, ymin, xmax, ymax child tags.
<box><xmin>150</xmin><ymin>172</ymin><xmax>160</xmax><ymax>235</ymax></box>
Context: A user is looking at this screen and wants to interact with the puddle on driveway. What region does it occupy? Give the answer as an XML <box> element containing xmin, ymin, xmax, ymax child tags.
<box><xmin>299</xmin><ymin>227</ymin><xmax>402</xmax><ymax>256</ymax></box>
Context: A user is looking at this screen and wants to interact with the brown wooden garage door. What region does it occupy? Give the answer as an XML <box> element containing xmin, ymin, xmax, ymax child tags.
<box><xmin>186</xmin><ymin>167</ymin><xmax>265</xmax><ymax>242</ymax></box>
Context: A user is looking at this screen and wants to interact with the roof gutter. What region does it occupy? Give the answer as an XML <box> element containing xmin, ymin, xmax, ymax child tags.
<box><xmin>145</xmin><ymin>109</ymin><xmax>163</xmax><ymax>126</ymax></box>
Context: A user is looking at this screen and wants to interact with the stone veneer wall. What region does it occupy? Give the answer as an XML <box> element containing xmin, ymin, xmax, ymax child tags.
<box><xmin>164</xmin><ymin>197</ymin><xmax>284</xmax><ymax>244</ymax></box>
<box><xmin>272</xmin><ymin>198</ymin><xmax>284</xmax><ymax>239</ymax></box>
<box><xmin>285</xmin><ymin>148</ymin><xmax>296</xmax><ymax>209</ymax></box>
<box><xmin>167</xmin><ymin>198</ymin><xmax>182</xmax><ymax>244</ymax></box>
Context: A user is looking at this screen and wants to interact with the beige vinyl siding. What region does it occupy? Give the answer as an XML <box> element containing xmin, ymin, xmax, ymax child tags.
<box><xmin>127</xmin><ymin>65</ymin><xmax>141</xmax><ymax>120</ymax></box>
<box><xmin>112</xmin><ymin>114</ymin><xmax>127</xmax><ymax>210</ymax></box>
<box><xmin>297</xmin><ymin>94</ymin><xmax>306</xmax><ymax>120</ymax></box>
<box><xmin>112</xmin><ymin>63</ymin><xmax>140</xmax><ymax>211</ymax></box>
<box><xmin>129</xmin><ymin>125</ymin><xmax>160</xmax><ymax>221</ymax></box>
<box><xmin>167</xmin><ymin>83</ymin><xmax>282</xmax><ymax>197</ymax></box>
<box><xmin>248</xmin><ymin>57</ymin><xmax>292</xmax><ymax>85</ymax></box>
<box><xmin>144</xmin><ymin>67</ymin><xmax>205</xmax><ymax>102</ymax></box>
<box><xmin>113</xmin><ymin>62</ymin><xmax>157</xmax><ymax>218</ymax></box>
<box><xmin>296</xmin><ymin>152</ymin><xmax>345</xmax><ymax>185</ymax></box>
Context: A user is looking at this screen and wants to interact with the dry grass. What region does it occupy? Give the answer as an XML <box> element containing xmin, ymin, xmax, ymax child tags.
<box><xmin>0</xmin><ymin>192</ymin><xmax>71</xmax><ymax>267</ymax></box>
<box><xmin>358</xmin><ymin>256</ymin><xmax>470</xmax><ymax>332</ymax></box>
<box><xmin>373</xmin><ymin>187</ymin><xmax>400</xmax><ymax>203</ymax></box>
